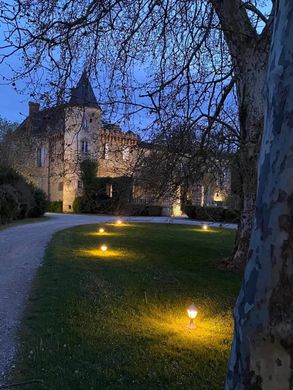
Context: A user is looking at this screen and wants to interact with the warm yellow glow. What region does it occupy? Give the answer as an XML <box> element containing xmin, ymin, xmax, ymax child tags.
<box><xmin>76</xmin><ymin>248</ymin><xmax>132</xmax><ymax>261</ymax></box>
<box><xmin>99</xmin><ymin>228</ymin><xmax>105</xmax><ymax>233</ymax></box>
<box><xmin>116</xmin><ymin>219</ymin><xmax>123</xmax><ymax>225</ymax></box>
<box><xmin>213</xmin><ymin>192</ymin><xmax>224</xmax><ymax>202</ymax></box>
<box><xmin>137</xmin><ymin>306</ymin><xmax>233</xmax><ymax>350</ymax></box>
<box><xmin>100</xmin><ymin>244</ymin><xmax>108</xmax><ymax>252</ymax></box>
<box><xmin>202</xmin><ymin>224</ymin><xmax>208</xmax><ymax>230</ymax></box>
<box><xmin>187</xmin><ymin>303</ymin><xmax>198</xmax><ymax>320</ymax></box>
<box><xmin>172</xmin><ymin>203</ymin><xmax>182</xmax><ymax>217</ymax></box>
<box><xmin>87</xmin><ymin>232</ymin><xmax>118</xmax><ymax>237</ymax></box>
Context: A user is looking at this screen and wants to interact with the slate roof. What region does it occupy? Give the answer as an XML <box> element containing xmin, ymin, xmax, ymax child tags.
<box><xmin>69</xmin><ymin>70</ymin><xmax>100</xmax><ymax>109</ymax></box>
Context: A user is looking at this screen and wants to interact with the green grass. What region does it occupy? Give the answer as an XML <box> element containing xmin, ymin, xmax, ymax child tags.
<box><xmin>13</xmin><ymin>223</ymin><xmax>241</xmax><ymax>389</ymax></box>
<box><xmin>0</xmin><ymin>216</ymin><xmax>49</xmax><ymax>231</ymax></box>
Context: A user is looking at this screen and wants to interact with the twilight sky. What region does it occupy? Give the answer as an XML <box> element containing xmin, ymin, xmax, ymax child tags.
<box><xmin>0</xmin><ymin>1</ymin><xmax>273</xmax><ymax>125</ymax></box>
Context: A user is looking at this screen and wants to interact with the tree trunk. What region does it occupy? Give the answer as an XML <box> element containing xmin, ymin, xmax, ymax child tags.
<box><xmin>231</xmin><ymin>54</ymin><xmax>267</xmax><ymax>269</ymax></box>
<box><xmin>211</xmin><ymin>0</ymin><xmax>272</xmax><ymax>268</ymax></box>
<box><xmin>226</xmin><ymin>1</ymin><xmax>293</xmax><ymax>387</ymax></box>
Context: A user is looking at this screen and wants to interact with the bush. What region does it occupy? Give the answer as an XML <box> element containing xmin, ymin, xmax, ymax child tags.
<box><xmin>223</xmin><ymin>208</ymin><xmax>241</xmax><ymax>223</ymax></box>
<box><xmin>120</xmin><ymin>204</ymin><xmax>162</xmax><ymax>217</ymax></box>
<box><xmin>47</xmin><ymin>201</ymin><xmax>63</xmax><ymax>213</ymax></box>
<box><xmin>147</xmin><ymin>205</ymin><xmax>163</xmax><ymax>216</ymax></box>
<box><xmin>28</xmin><ymin>187</ymin><xmax>48</xmax><ymax>217</ymax></box>
<box><xmin>0</xmin><ymin>184</ymin><xmax>20</xmax><ymax>224</ymax></box>
<box><xmin>184</xmin><ymin>205</ymin><xmax>240</xmax><ymax>223</ymax></box>
<box><xmin>73</xmin><ymin>196</ymin><xmax>89</xmax><ymax>213</ymax></box>
<box><xmin>120</xmin><ymin>204</ymin><xmax>148</xmax><ymax>216</ymax></box>
<box><xmin>0</xmin><ymin>166</ymin><xmax>47</xmax><ymax>223</ymax></box>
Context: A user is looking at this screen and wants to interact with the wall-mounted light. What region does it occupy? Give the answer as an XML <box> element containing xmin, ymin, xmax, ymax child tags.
<box><xmin>99</xmin><ymin>228</ymin><xmax>105</xmax><ymax>233</ymax></box>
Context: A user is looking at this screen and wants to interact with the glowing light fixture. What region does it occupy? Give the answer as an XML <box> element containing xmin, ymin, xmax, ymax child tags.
<box><xmin>202</xmin><ymin>224</ymin><xmax>208</xmax><ymax>230</ymax></box>
<box><xmin>100</xmin><ymin>244</ymin><xmax>108</xmax><ymax>252</ymax></box>
<box><xmin>99</xmin><ymin>228</ymin><xmax>105</xmax><ymax>233</ymax></box>
<box><xmin>187</xmin><ymin>303</ymin><xmax>198</xmax><ymax>329</ymax></box>
<box><xmin>116</xmin><ymin>219</ymin><xmax>122</xmax><ymax>225</ymax></box>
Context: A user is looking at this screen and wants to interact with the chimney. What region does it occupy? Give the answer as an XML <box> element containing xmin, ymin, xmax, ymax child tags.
<box><xmin>29</xmin><ymin>101</ymin><xmax>40</xmax><ymax>115</ymax></box>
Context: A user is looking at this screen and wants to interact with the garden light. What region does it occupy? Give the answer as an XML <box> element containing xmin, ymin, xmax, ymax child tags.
<box><xmin>187</xmin><ymin>303</ymin><xmax>198</xmax><ymax>329</ymax></box>
<box><xmin>116</xmin><ymin>219</ymin><xmax>122</xmax><ymax>225</ymax></box>
<box><xmin>100</xmin><ymin>244</ymin><xmax>108</xmax><ymax>252</ymax></box>
<box><xmin>99</xmin><ymin>228</ymin><xmax>105</xmax><ymax>233</ymax></box>
<box><xmin>202</xmin><ymin>224</ymin><xmax>208</xmax><ymax>230</ymax></box>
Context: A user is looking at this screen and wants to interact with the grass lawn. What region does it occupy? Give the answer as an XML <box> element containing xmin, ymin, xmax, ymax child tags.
<box><xmin>0</xmin><ymin>216</ymin><xmax>49</xmax><ymax>231</ymax></box>
<box><xmin>13</xmin><ymin>223</ymin><xmax>241</xmax><ymax>389</ymax></box>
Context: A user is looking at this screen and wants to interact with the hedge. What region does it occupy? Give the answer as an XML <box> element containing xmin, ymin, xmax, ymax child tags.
<box><xmin>0</xmin><ymin>184</ymin><xmax>20</xmax><ymax>224</ymax></box>
<box><xmin>184</xmin><ymin>205</ymin><xmax>240</xmax><ymax>223</ymax></box>
<box><xmin>47</xmin><ymin>201</ymin><xmax>63</xmax><ymax>213</ymax></box>
<box><xmin>0</xmin><ymin>166</ymin><xmax>47</xmax><ymax>224</ymax></box>
<box><xmin>120</xmin><ymin>204</ymin><xmax>163</xmax><ymax>217</ymax></box>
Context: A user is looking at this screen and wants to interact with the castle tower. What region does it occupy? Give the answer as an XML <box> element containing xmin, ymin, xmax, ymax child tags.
<box><xmin>62</xmin><ymin>71</ymin><xmax>102</xmax><ymax>212</ymax></box>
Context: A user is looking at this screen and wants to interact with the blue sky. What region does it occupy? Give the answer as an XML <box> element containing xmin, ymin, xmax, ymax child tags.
<box><xmin>0</xmin><ymin>1</ymin><xmax>273</xmax><ymax>125</ymax></box>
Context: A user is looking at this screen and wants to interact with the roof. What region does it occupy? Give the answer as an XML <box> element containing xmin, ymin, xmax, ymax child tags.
<box><xmin>69</xmin><ymin>70</ymin><xmax>100</xmax><ymax>109</ymax></box>
<box><xmin>15</xmin><ymin>105</ymin><xmax>66</xmax><ymax>137</ymax></box>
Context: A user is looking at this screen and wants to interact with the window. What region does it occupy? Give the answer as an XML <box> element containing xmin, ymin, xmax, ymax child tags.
<box><xmin>101</xmin><ymin>143</ymin><xmax>109</xmax><ymax>159</ymax></box>
<box><xmin>83</xmin><ymin>118</ymin><xmax>88</xmax><ymax>129</ymax></box>
<box><xmin>81</xmin><ymin>140</ymin><xmax>89</xmax><ymax>154</ymax></box>
<box><xmin>106</xmin><ymin>183</ymin><xmax>113</xmax><ymax>198</ymax></box>
<box><xmin>36</xmin><ymin>146</ymin><xmax>46</xmax><ymax>167</ymax></box>
<box><xmin>58</xmin><ymin>182</ymin><xmax>63</xmax><ymax>191</ymax></box>
<box><xmin>78</xmin><ymin>181</ymin><xmax>83</xmax><ymax>190</ymax></box>
<box><xmin>122</xmin><ymin>146</ymin><xmax>130</xmax><ymax>161</ymax></box>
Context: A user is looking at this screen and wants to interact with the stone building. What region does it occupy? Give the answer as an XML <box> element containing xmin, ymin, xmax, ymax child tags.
<box><xmin>11</xmin><ymin>71</ymin><xmax>231</xmax><ymax>215</ymax></box>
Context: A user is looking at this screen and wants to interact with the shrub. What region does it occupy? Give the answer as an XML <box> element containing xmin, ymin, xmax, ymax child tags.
<box><xmin>147</xmin><ymin>205</ymin><xmax>163</xmax><ymax>216</ymax></box>
<box><xmin>0</xmin><ymin>166</ymin><xmax>34</xmax><ymax>219</ymax></box>
<box><xmin>120</xmin><ymin>204</ymin><xmax>162</xmax><ymax>216</ymax></box>
<box><xmin>223</xmin><ymin>208</ymin><xmax>240</xmax><ymax>223</ymax></box>
<box><xmin>28</xmin><ymin>187</ymin><xmax>48</xmax><ymax>217</ymax></box>
<box><xmin>0</xmin><ymin>184</ymin><xmax>20</xmax><ymax>224</ymax></box>
<box><xmin>47</xmin><ymin>201</ymin><xmax>63</xmax><ymax>213</ymax></box>
<box><xmin>0</xmin><ymin>166</ymin><xmax>47</xmax><ymax>223</ymax></box>
<box><xmin>184</xmin><ymin>205</ymin><xmax>239</xmax><ymax>223</ymax></box>
<box><xmin>73</xmin><ymin>196</ymin><xmax>89</xmax><ymax>213</ymax></box>
<box><xmin>120</xmin><ymin>204</ymin><xmax>148</xmax><ymax>216</ymax></box>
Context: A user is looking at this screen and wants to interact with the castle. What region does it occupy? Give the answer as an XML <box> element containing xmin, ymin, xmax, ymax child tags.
<box><xmin>11</xmin><ymin>71</ymin><xmax>231</xmax><ymax>215</ymax></box>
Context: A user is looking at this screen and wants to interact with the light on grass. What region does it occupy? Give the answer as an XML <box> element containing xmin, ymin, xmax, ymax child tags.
<box><xmin>187</xmin><ymin>303</ymin><xmax>198</xmax><ymax>329</ymax></box>
<box><xmin>202</xmin><ymin>224</ymin><xmax>208</xmax><ymax>230</ymax></box>
<box><xmin>100</xmin><ymin>244</ymin><xmax>108</xmax><ymax>252</ymax></box>
<box><xmin>99</xmin><ymin>228</ymin><xmax>105</xmax><ymax>233</ymax></box>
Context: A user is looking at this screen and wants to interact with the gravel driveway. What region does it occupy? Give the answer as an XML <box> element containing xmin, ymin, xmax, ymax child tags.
<box><xmin>0</xmin><ymin>213</ymin><xmax>237</xmax><ymax>384</ymax></box>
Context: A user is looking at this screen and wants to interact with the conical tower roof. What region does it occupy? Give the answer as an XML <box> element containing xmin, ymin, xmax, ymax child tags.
<box><xmin>69</xmin><ymin>70</ymin><xmax>100</xmax><ymax>108</ymax></box>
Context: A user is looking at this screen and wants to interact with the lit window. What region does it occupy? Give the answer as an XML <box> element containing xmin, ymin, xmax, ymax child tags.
<box><xmin>36</xmin><ymin>146</ymin><xmax>46</xmax><ymax>167</ymax></box>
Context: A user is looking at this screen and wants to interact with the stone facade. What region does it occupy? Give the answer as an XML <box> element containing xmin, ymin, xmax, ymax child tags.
<box><xmin>11</xmin><ymin>71</ymin><xmax>231</xmax><ymax>216</ymax></box>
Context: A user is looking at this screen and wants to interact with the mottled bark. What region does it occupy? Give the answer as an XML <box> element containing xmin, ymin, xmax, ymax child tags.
<box><xmin>226</xmin><ymin>1</ymin><xmax>293</xmax><ymax>388</ymax></box>
<box><xmin>211</xmin><ymin>0</ymin><xmax>271</xmax><ymax>268</ymax></box>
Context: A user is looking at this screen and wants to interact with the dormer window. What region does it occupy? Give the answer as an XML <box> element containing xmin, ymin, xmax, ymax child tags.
<box><xmin>81</xmin><ymin>140</ymin><xmax>89</xmax><ymax>154</ymax></box>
